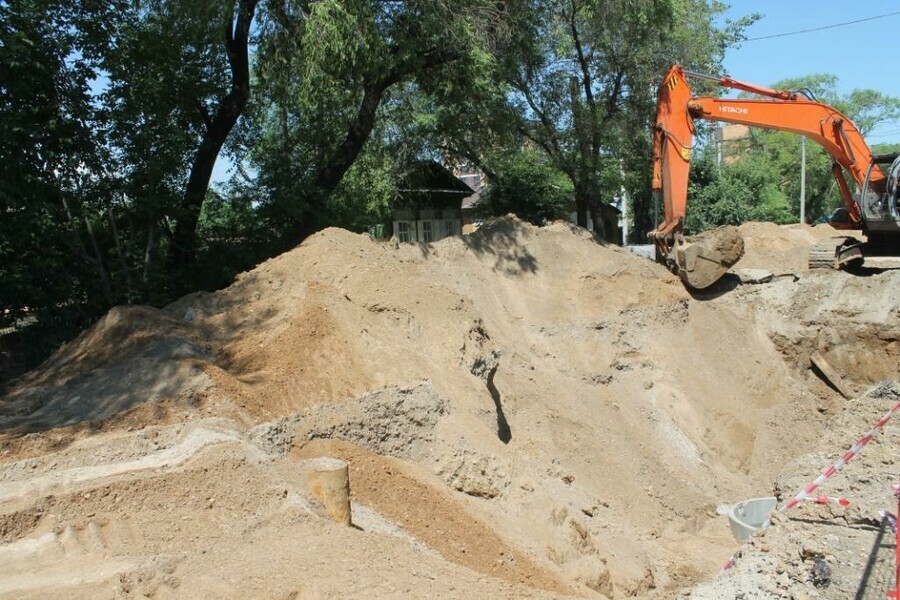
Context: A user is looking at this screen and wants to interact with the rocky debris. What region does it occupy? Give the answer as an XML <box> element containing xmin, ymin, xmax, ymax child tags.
<box><xmin>690</xmin><ymin>225</ymin><xmax>745</xmax><ymax>267</ymax></box>
<box><xmin>249</xmin><ymin>417</ymin><xmax>294</xmax><ymax>456</ymax></box>
<box><xmin>461</xmin><ymin>320</ymin><xmax>502</xmax><ymax>380</ymax></box>
<box><xmin>437</xmin><ymin>449</ymin><xmax>510</xmax><ymax>499</ymax></box>
<box><xmin>810</xmin><ymin>556</ymin><xmax>831</xmax><ymax>588</ymax></box>
<box><xmin>264</xmin><ymin>382</ymin><xmax>448</xmax><ymax>460</ymax></box>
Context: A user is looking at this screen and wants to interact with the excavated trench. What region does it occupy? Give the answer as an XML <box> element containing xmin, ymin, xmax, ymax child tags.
<box><xmin>0</xmin><ymin>217</ymin><xmax>897</xmax><ymax>598</ymax></box>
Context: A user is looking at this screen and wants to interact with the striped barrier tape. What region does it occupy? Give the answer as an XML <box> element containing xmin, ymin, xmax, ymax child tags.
<box><xmin>779</xmin><ymin>401</ymin><xmax>900</xmax><ymax>512</ymax></box>
<box><xmin>802</xmin><ymin>495</ymin><xmax>851</xmax><ymax>508</ymax></box>
<box><xmin>723</xmin><ymin>556</ymin><xmax>735</xmax><ymax>571</ymax></box>
<box><xmin>725</xmin><ymin>403</ymin><xmax>898</xmax><ymax>575</ymax></box>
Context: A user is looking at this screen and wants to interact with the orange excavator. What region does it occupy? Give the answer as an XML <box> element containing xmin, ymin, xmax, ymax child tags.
<box><xmin>649</xmin><ymin>64</ymin><xmax>900</xmax><ymax>289</ymax></box>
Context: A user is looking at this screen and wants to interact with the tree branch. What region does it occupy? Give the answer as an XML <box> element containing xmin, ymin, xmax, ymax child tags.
<box><xmin>168</xmin><ymin>0</ymin><xmax>259</xmax><ymax>273</ymax></box>
<box><xmin>438</xmin><ymin>142</ymin><xmax>498</xmax><ymax>181</ymax></box>
<box><xmin>568</xmin><ymin>1</ymin><xmax>595</xmax><ymax>111</ymax></box>
<box><xmin>568</xmin><ymin>1</ymin><xmax>601</xmax><ymax>162</ymax></box>
<box><xmin>196</xmin><ymin>100</ymin><xmax>212</xmax><ymax>129</ymax></box>
<box><xmin>514</xmin><ymin>75</ymin><xmax>563</xmax><ymax>157</ymax></box>
<box><xmin>315</xmin><ymin>47</ymin><xmax>460</xmax><ymax>194</ymax></box>
<box><xmin>603</xmin><ymin>69</ymin><xmax>624</xmax><ymax>122</ymax></box>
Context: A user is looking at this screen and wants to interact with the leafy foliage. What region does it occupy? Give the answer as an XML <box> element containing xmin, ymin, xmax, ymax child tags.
<box><xmin>475</xmin><ymin>150</ymin><xmax>572</xmax><ymax>225</ymax></box>
<box><xmin>685</xmin><ymin>147</ymin><xmax>792</xmax><ymax>233</ymax></box>
<box><xmin>0</xmin><ymin>1</ymin><xmax>124</xmax><ymax>320</ymax></box>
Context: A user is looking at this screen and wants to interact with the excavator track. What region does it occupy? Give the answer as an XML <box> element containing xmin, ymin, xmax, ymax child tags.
<box><xmin>808</xmin><ymin>242</ymin><xmax>839</xmax><ymax>269</ymax></box>
<box><xmin>808</xmin><ymin>237</ymin><xmax>864</xmax><ymax>270</ymax></box>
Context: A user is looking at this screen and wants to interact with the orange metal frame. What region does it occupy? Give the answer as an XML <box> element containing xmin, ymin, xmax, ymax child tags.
<box><xmin>650</xmin><ymin>65</ymin><xmax>881</xmax><ymax>245</ymax></box>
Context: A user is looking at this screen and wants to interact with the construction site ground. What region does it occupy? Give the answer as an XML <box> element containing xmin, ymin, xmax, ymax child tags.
<box><xmin>0</xmin><ymin>217</ymin><xmax>897</xmax><ymax>599</ymax></box>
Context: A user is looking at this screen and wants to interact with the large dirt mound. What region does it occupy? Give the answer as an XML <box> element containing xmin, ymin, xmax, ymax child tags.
<box><xmin>0</xmin><ymin>216</ymin><xmax>897</xmax><ymax>598</ymax></box>
<box><xmin>736</xmin><ymin>221</ymin><xmax>866</xmax><ymax>273</ymax></box>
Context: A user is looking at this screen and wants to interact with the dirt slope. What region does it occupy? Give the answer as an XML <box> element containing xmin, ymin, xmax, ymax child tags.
<box><xmin>0</xmin><ymin>217</ymin><xmax>897</xmax><ymax>598</ymax></box>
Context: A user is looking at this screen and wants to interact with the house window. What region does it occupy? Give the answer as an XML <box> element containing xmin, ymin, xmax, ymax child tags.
<box><xmin>397</xmin><ymin>221</ymin><xmax>411</xmax><ymax>243</ymax></box>
<box><xmin>421</xmin><ymin>220</ymin><xmax>433</xmax><ymax>242</ymax></box>
<box><xmin>443</xmin><ymin>220</ymin><xmax>456</xmax><ymax>237</ymax></box>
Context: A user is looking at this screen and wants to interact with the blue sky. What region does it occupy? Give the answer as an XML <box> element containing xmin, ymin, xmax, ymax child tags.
<box><xmin>720</xmin><ymin>2</ymin><xmax>900</xmax><ymax>141</ymax></box>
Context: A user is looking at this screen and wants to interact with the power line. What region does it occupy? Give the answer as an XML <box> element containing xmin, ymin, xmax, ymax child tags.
<box><xmin>740</xmin><ymin>10</ymin><xmax>900</xmax><ymax>43</ymax></box>
<box><xmin>868</xmin><ymin>130</ymin><xmax>900</xmax><ymax>139</ymax></box>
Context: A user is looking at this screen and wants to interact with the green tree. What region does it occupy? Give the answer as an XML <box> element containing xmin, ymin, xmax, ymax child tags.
<box><xmin>98</xmin><ymin>0</ymin><xmax>262</xmax><ymax>288</ymax></box>
<box><xmin>249</xmin><ymin>0</ymin><xmax>505</xmax><ymax>240</ymax></box>
<box><xmin>102</xmin><ymin>1</ymin><xmax>233</xmax><ymax>296</ymax></box>
<box><xmin>475</xmin><ymin>150</ymin><xmax>572</xmax><ymax>225</ymax></box>
<box><xmin>1</xmin><ymin>0</ymin><xmax>263</xmax><ymax>373</ymax></box>
<box><xmin>0</xmin><ymin>0</ymin><xmax>133</xmax><ymax>371</ymax></box>
<box><xmin>169</xmin><ymin>0</ymin><xmax>259</xmax><ymax>272</ymax></box>
<box><xmin>497</xmin><ymin>0</ymin><xmax>756</xmax><ymax>241</ymax></box>
<box><xmin>685</xmin><ymin>146</ymin><xmax>792</xmax><ymax>233</ymax></box>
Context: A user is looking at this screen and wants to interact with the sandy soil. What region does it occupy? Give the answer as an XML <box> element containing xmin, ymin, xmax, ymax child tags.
<box><xmin>0</xmin><ymin>216</ymin><xmax>897</xmax><ymax>598</ymax></box>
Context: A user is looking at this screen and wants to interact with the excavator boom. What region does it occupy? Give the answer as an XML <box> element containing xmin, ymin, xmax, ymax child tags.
<box><xmin>649</xmin><ymin>65</ymin><xmax>884</xmax><ymax>288</ymax></box>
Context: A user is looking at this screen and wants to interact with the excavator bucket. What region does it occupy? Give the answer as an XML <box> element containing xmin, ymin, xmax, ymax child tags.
<box><xmin>671</xmin><ymin>226</ymin><xmax>745</xmax><ymax>290</ymax></box>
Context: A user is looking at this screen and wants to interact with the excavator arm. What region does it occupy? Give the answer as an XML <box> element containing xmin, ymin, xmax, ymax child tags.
<box><xmin>649</xmin><ymin>65</ymin><xmax>882</xmax><ymax>288</ymax></box>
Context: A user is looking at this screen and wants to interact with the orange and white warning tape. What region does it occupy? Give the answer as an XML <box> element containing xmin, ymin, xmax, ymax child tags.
<box><xmin>780</xmin><ymin>401</ymin><xmax>900</xmax><ymax>512</ymax></box>
<box><xmin>801</xmin><ymin>495</ymin><xmax>851</xmax><ymax>508</ymax></box>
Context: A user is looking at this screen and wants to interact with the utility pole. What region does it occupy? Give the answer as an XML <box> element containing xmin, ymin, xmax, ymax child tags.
<box><xmin>618</xmin><ymin>159</ymin><xmax>628</xmax><ymax>246</ymax></box>
<box><xmin>716</xmin><ymin>126</ymin><xmax>723</xmax><ymax>174</ymax></box>
<box><xmin>800</xmin><ymin>136</ymin><xmax>806</xmax><ymax>223</ymax></box>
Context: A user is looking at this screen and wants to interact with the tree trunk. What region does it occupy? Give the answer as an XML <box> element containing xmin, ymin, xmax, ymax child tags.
<box><xmin>107</xmin><ymin>208</ymin><xmax>133</xmax><ymax>302</ymax></box>
<box><xmin>315</xmin><ymin>80</ymin><xmax>388</xmax><ymax>193</ymax></box>
<box><xmin>588</xmin><ymin>203</ymin><xmax>601</xmax><ymax>238</ymax></box>
<box><xmin>168</xmin><ymin>0</ymin><xmax>259</xmax><ymax>274</ymax></box>
<box><xmin>310</xmin><ymin>49</ymin><xmax>458</xmax><ymax>217</ymax></box>
<box><xmin>584</xmin><ymin>175</ymin><xmax>604</xmax><ymax>239</ymax></box>
<box><xmin>143</xmin><ymin>222</ymin><xmax>155</xmax><ymax>287</ymax></box>
<box><xmin>575</xmin><ymin>194</ymin><xmax>588</xmax><ymax>228</ymax></box>
<box><xmin>83</xmin><ymin>215</ymin><xmax>113</xmax><ymax>304</ymax></box>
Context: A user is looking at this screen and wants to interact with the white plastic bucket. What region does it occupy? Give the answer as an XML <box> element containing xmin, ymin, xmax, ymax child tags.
<box><xmin>728</xmin><ymin>496</ymin><xmax>777</xmax><ymax>542</ymax></box>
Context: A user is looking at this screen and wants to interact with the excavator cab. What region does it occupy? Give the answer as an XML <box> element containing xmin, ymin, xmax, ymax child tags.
<box><xmin>860</xmin><ymin>156</ymin><xmax>891</xmax><ymax>221</ymax></box>
<box><xmin>855</xmin><ymin>153</ymin><xmax>900</xmax><ymax>256</ymax></box>
<box><xmin>859</xmin><ymin>153</ymin><xmax>900</xmax><ymax>228</ymax></box>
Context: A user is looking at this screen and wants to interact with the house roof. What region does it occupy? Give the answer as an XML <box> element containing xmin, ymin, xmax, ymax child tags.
<box><xmin>397</xmin><ymin>161</ymin><xmax>474</xmax><ymax>195</ymax></box>
<box><xmin>395</xmin><ymin>161</ymin><xmax>477</xmax><ymax>211</ymax></box>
